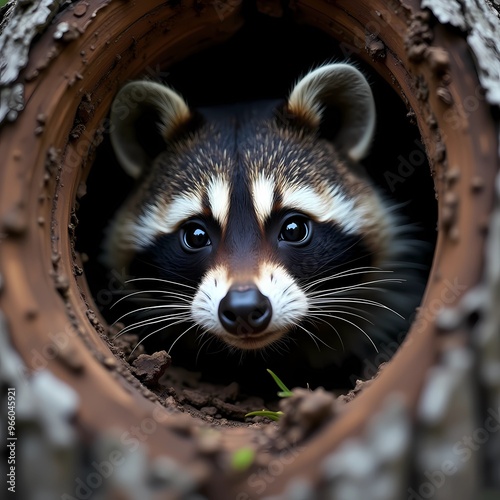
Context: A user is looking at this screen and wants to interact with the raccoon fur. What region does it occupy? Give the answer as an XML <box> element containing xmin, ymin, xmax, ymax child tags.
<box><xmin>102</xmin><ymin>63</ymin><xmax>425</xmax><ymax>377</ymax></box>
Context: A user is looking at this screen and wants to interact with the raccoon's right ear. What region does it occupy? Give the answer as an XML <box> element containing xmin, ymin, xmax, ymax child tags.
<box><xmin>110</xmin><ymin>81</ymin><xmax>193</xmax><ymax>178</ymax></box>
<box><xmin>282</xmin><ymin>64</ymin><xmax>376</xmax><ymax>161</ymax></box>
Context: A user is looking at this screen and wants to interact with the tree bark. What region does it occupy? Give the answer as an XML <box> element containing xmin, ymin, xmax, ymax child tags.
<box><xmin>0</xmin><ymin>0</ymin><xmax>63</xmax><ymax>122</ymax></box>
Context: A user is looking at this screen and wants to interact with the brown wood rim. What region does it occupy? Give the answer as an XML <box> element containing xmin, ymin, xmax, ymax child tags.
<box><xmin>0</xmin><ymin>0</ymin><xmax>498</xmax><ymax>497</ymax></box>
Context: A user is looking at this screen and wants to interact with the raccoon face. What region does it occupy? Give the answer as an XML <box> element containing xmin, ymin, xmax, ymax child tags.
<box><xmin>104</xmin><ymin>64</ymin><xmax>401</xmax><ymax>354</ymax></box>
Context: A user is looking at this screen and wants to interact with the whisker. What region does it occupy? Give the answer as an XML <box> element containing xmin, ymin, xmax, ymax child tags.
<box><xmin>196</xmin><ymin>331</ymin><xmax>215</xmax><ymax>363</ymax></box>
<box><xmin>297</xmin><ymin>237</ymin><xmax>372</xmax><ymax>282</ymax></box>
<box><xmin>308</xmin><ymin>308</ymin><xmax>374</xmax><ymax>325</ymax></box>
<box><xmin>126</xmin><ymin>277</ymin><xmax>198</xmax><ymax>291</ymax></box>
<box><xmin>111</xmin><ymin>289</ymin><xmax>193</xmax><ymax>309</ymax></box>
<box><xmin>195</xmin><ymin>330</ymin><xmax>231</xmax><ymax>358</ymax></box>
<box><xmin>292</xmin><ymin>321</ymin><xmax>334</xmax><ymax>351</ymax></box>
<box><xmin>113</xmin><ymin>304</ymin><xmax>191</xmax><ymax>325</ymax></box>
<box><xmin>265</xmin><ymin>337</ymin><xmax>292</xmax><ymax>357</ymax></box>
<box><xmin>302</xmin><ymin>266</ymin><xmax>386</xmax><ymax>291</ymax></box>
<box><xmin>131</xmin><ymin>257</ymin><xmax>200</xmax><ymax>286</ymax></box>
<box><xmin>309</xmin><ymin>297</ymin><xmax>404</xmax><ymax>318</ymax></box>
<box><xmin>317</xmin><ymin>313</ymin><xmax>379</xmax><ymax>353</ymax></box>
<box><xmin>316</xmin><ymin>285</ymin><xmax>397</xmax><ymax>296</ymax></box>
<box><xmin>303</xmin><ymin>315</ymin><xmax>345</xmax><ymax>352</ymax></box>
<box><xmin>168</xmin><ymin>323</ymin><xmax>199</xmax><ymax>354</ymax></box>
<box><xmin>306</xmin><ymin>277</ymin><xmax>404</xmax><ymax>296</ymax></box>
<box><xmin>129</xmin><ymin>317</ymin><xmax>193</xmax><ymax>357</ymax></box>
<box><xmin>310</xmin><ymin>302</ymin><xmax>373</xmax><ymax>312</ymax></box>
<box><xmin>115</xmin><ymin>312</ymin><xmax>191</xmax><ymax>338</ymax></box>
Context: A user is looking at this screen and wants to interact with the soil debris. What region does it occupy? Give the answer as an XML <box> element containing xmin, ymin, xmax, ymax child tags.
<box><xmin>73</xmin><ymin>3</ymin><xmax>88</xmax><ymax>17</ymax></box>
<box><xmin>278</xmin><ymin>387</ymin><xmax>336</xmax><ymax>439</ymax></box>
<box><xmin>366</xmin><ymin>37</ymin><xmax>386</xmax><ymax>59</ymax></box>
<box><xmin>55</xmin><ymin>273</ymin><xmax>70</xmax><ymax>295</ymax></box>
<box><xmin>132</xmin><ymin>350</ymin><xmax>172</xmax><ymax>387</ymax></box>
<box><xmin>56</xmin><ymin>340</ymin><xmax>85</xmax><ymax>373</ymax></box>
<box><xmin>427</xmin><ymin>47</ymin><xmax>450</xmax><ymax>75</ymax></box>
<box><xmin>336</xmin><ymin>377</ymin><xmax>374</xmax><ymax>404</ymax></box>
<box><xmin>194</xmin><ymin>428</ymin><xmax>223</xmax><ymax>455</ymax></box>
<box><xmin>471</xmin><ymin>176</ymin><xmax>484</xmax><ymax>192</ymax></box>
<box><xmin>436</xmin><ymin>86</ymin><xmax>453</xmax><ymax>106</ymax></box>
<box><xmin>53</xmin><ymin>22</ymin><xmax>81</xmax><ymax>43</ymax></box>
<box><xmin>109</xmin><ymin>337</ymin><xmax>359</xmax><ymax>425</ymax></box>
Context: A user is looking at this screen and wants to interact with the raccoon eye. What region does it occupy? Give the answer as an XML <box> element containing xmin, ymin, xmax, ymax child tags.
<box><xmin>181</xmin><ymin>223</ymin><xmax>211</xmax><ymax>251</ymax></box>
<box><xmin>279</xmin><ymin>215</ymin><xmax>311</xmax><ymax>245</ymax></box>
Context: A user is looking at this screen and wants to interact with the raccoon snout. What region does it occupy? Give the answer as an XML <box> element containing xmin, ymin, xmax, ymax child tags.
<box><xmin>218</xmin><ymin>285</ymin><xmax>272</xmax><ymax>335</ymax></box>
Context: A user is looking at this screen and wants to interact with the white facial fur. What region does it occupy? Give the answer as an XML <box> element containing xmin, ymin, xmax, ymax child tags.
<box><xmin>191</xmin><ymin>262</ymin><xmax>308</xmax><ymax>350</ymax></box>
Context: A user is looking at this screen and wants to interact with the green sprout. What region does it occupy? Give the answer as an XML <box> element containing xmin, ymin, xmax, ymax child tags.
<box><xmin>245</xmin><ymin>369</ymin><xmax>293</xmax><ymax>421</ymax></box>
<box><xmin>230</xmin><ymin>446</ymin><xmax>256</xmax><ymax>471</ymax></box>
<box><xmin>266</xmin><ymin>368</ymin><xmax>294</xmax><ymax>398</ymax></box>
<box><xmin>244</xmin><ymin>409</ymin><xmax>284</xmax><ymax>421</ymax></box>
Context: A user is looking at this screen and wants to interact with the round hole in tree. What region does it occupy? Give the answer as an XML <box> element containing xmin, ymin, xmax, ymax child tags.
<box><xmin>76</xmin><ymin>13</ymin><xmax>437</xmax><ymax>420</ymax></box>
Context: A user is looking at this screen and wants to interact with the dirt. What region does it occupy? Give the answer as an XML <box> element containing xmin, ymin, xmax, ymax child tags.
<box><xmin>105</xmin><ymin>325</ymin><xmax>375</xmax><ymax>430</ymax></box>
<box><xmin>132</xmin><ymin>350</ymin><xmax>172</xmax><ymax>386</ymax></box>
<box><xmin>146</xmin><ymin>360</ymin><xmax>279</xmax><ymax>424</ymax></box>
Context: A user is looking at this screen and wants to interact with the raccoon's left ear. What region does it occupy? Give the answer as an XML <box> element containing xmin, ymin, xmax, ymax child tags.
<box><xmin>284</xmin><ymin>63</ymin><xmax>376</xmax><ymax>161</ymax></box>
<box><xmin>110</xmin><ymin>81</ymin><xmax>193</xmax><ymax>179</ymax></box>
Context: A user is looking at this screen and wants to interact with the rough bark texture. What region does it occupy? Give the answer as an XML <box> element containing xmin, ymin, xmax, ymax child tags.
<box><xmin>422</xmin><ymin>0</ymin><xmax>500</xmax><ymax>105</ymax></box>
<box><xmin>1</xmin><ymin>0</ymin><xmax>500</xmax><ymax>498</ymax></box>
<box><xmin>0</xmin><ymin>0</ymin><xmax>63</xmax><ymax>122</ymax></box>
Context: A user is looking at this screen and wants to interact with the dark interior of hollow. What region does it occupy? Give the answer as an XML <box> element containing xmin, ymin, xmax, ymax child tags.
<box><xmin>77</xmin><ymin>11</ymin><xmax>437</xmax><ymax>400</ymax></box>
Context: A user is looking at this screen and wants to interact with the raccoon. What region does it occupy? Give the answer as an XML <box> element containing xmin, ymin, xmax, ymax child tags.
<box><xmin>103</xmin><ymin>63</ymin><xmax>424</xmax><ymax>375</ymax></box>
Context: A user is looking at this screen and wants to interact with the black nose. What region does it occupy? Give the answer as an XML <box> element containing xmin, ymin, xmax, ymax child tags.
<box><xmin>218</xmin><ymin>286</ymin><xmax>272</xmax><ymax>335</ymax></box>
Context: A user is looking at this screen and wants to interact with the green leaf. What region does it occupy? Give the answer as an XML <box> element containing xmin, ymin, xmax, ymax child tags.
<box><xmin>245</xmin><ymin>410</ymin><xmax>284</xmax><ymax>421</ymax></box>
<box><xmin>231</xmin><ymin>447</ymin><xmax>255</xmax><ymax>471</ymax></box>
<box><xmin>267</xmin><ymin>369</ymin><xmax>293</xmax><ymax>397</ymax></box>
